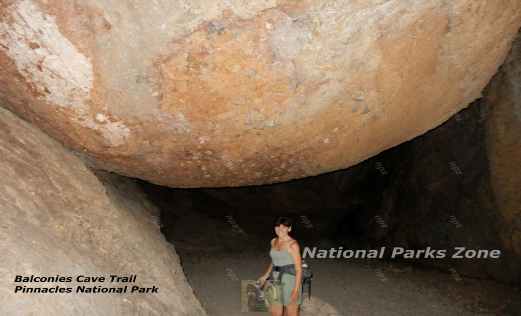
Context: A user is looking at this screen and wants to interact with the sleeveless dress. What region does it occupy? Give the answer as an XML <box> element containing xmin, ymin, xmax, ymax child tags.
<box><xmin>269</xmin><ymin>245</ymin><xmax>303</xmax><ymax>306</ymax></box>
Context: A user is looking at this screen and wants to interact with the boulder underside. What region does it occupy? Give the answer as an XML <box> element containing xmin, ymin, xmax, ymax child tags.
<box><xmin>1</xmin><ymin>0</ymin><xmax>521</xmax><ymax>187</ymax></box>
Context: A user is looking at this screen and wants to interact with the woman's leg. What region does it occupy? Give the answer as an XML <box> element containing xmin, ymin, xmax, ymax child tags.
<box><xmin>285</xmin><ymin>303</ymin><xmax>299</xmax><ymax>316</ymax></box>
<box><xmin>270</xmin><ymin>304</ymin><xmax>283</xmax><ymax>316</ymax></box>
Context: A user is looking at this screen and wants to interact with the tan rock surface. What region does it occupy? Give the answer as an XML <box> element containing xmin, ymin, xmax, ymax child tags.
<box><xmin>0</xmin><ymin>106</ymin><xmax>206</xmax><ymax>315</ymax></box>
<box><xmin>1</xmin><ymin>0</ymin><xmax>520</xmax><ymax>187</ymax></box>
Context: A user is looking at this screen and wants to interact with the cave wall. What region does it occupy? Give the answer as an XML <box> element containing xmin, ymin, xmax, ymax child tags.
<box><xmin>485</xmin><ymin>33</ymin><xmax>521</xmax><ymax>263</ymax></box>
<box><xmin>0</xmin><ymin>107</ymin><xmax>206</xmax><ymax>315</ymax></box>
<box><xmin>357</xmin><ymin>99</ymin><xmax>518</xmax><ymax>282</ymax></box>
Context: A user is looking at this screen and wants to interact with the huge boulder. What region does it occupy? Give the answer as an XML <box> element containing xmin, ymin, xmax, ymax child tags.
<box><xmin>1</xmin><ymin>0</ymin><xmax>521</xmax><ymax>187</ymax></box>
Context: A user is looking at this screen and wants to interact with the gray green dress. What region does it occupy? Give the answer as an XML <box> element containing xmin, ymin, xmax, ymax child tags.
<box><xmin>269</xmin><ymin>247</ymin><xmax>303</xmax><ymax>306</ymax></box>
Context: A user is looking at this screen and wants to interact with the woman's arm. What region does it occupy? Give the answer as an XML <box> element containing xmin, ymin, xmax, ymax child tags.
<box><xmin>288</xmin><ymin>241</ymin><xmax>302</xmax><ymax>292</ymax></box>
<box><xmin>261</xmin><ymin>262</ymin><xmax>273</xmax><ymax>279</ymax></box>
<box><xmin>258</xmin><ymin>238</ymin><xmax>275</xmax><ymax>282</ymax></box>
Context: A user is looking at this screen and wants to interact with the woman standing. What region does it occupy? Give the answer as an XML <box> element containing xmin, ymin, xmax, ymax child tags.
<box><xmin>258</xmin><ymin>217</ymin><xmax>303</xmax><ymax>316</ymax></box>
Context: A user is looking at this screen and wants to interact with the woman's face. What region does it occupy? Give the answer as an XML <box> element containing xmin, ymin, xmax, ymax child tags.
<box><xmin>274</xmin><ymin>224</ymin><xmax>291</xmax><ymax>237</ymax></box>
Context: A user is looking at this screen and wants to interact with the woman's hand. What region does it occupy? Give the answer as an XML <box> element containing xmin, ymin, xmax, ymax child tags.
<box><xmin>257</xmin><ymin>275</ymin><xmax>268</xmax><ymax>286</ymax></box>
<box><xmin>290</xmin><ymin>288</ymin><xmax>298</xmax><ymax>303</ymax></box>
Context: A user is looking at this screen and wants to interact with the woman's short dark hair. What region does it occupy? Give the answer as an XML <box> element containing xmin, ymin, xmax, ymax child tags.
<box><xmin>274</xmin><ymin>216</ymin><xmax>293</xmax><ymax>228</ymax></box>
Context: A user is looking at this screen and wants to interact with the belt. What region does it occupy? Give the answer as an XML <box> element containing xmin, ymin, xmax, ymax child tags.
<box><xmin>270</xmin><ymin>264</ymin><xmax>297</xmax><ymax>283</ymax></box>
<box><xmin>272</xmin><ymin>264</ymin><xmax>296</xmax><ymax>275</ymax></box>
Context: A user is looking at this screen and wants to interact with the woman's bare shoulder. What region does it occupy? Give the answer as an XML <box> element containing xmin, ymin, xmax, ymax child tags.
<box><xmin>288</xmin><ymin>239</ymin><xmax>299</xmax><ymax>249</ymax></box>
